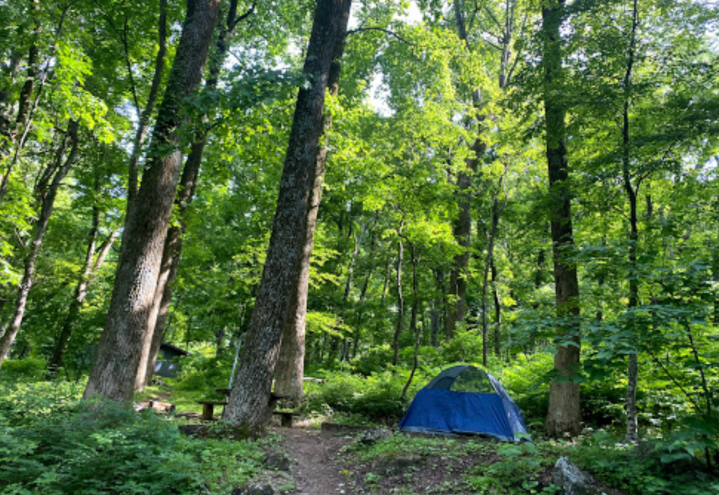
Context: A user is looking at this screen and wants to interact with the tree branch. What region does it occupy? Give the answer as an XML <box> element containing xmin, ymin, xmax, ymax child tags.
<box><xmin>346</xmin><ymin>27</ymin><xmax>414</xmax><ymax>46</ymax></box>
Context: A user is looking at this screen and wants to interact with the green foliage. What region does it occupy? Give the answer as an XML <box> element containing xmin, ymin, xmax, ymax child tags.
<box><xmin>303</xmin><ymin>370</ymin><xmax>412</xmax><ymax>424</ymax></box>
<box><xmin>466</xmin><ymin>442</ymin><xmax>559</xmax><ymax>495</ymax></box>
<box><xmin>569</xmin><ymin>431</ymin><xmax>719</xmax><ymax>495</ymax></box>
<box><xmin>0</xmin><ymin>385</ymin><xmax>265</xmax><ymax>495</ymax></box>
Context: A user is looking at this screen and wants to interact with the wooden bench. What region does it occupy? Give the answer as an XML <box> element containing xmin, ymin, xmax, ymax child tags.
<box><xmin>198</xmin><ymin>391</ymin><xmax>292</xmax><ymax>422</ymax></box>
<box><xmin>197</xmin><ymin>400</ymin><xmax>228</xmax><ymax>421</ymax></box>
<box><xmin>273</xmin><ymin>411</ymin><xmax>301</xmax><ymax>427</ymax></box>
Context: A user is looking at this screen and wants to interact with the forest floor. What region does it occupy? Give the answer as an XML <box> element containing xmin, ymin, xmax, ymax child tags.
<box><xmin>279</xmin><ymin>427</ymin><xmax>353</xmax><ymax>495</ymax></box>
<box><xmin>274</xmin><ymin>426</ymin><xmax>546</xmax><ymax>495</ymax></box>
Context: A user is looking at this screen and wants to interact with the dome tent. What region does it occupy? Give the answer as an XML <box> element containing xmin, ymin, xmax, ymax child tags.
<box><xmin>399</xmin><ymin>365</ymin><xmax>530</xmax><ymax>441</ymax></box>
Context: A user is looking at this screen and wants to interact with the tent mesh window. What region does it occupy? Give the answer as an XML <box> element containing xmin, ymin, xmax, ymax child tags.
<box><xmin>450</xmin><ymin>368</ymin><xmax>495</xmax><ymax>393</ymax></box>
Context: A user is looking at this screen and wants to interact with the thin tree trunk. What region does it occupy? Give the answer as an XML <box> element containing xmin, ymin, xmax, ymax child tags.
<box><xmin>224</xmin><ymin>0</ymin><xmax>352</xmax><ymax>429</ymax></box>
<box><xmin>48</xmin><ymin>220</ymin><xmax>119</xmax><ymax>373</ymax></box>
<box><xmin>0</xmin><ymin>120</ymin><xmax>80</xmax><ymax>369</ymax></box>
<box><xmin>622</xmin><ymin>0</ymin><xmax>640</xmax><ymax>444</ymax></box>
<box><xmin>126</xmin><ymin>0</ymin><xmax>168</xmax><ymax>210</ymax></box>
<box><xmin>491</xmin><ymin>257</ymin><xmax>502</xmax><ymax>357</ymax></box>
<box><xmin>401</xmin><ymin>243</ymin><xmax>420</xmax><ymax>399</ymax></box>
<box><xmin>392</xmin><ymin>223</ymin><xmax>405</xmax><ymax>366</ymax></box>
<box><xmin>446</xmin><ymin>0</ymin><xmax>485</xmax><ymax>340</ymax></box>
<box><xmin>48</xmin><ymin>199</ymin><xmax>101</xmax><ymax>372</ymax></box>
<box><xmin>542</xmin><ymin>0</ymin><xmax>582</xmax><ymax>438</ymax></box>
<box><xmin>83</xmin><ymin>0</ymin><xmax>220</xmax><ymax>401</ymax></box>
<box><xmin>481</xmin><ymin>195</ymin><xmax>501</xmax><ymax>366</ymax></box>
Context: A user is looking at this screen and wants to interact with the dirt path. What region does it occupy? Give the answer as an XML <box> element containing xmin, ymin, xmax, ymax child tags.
<box><xmin>278</xmin><ymin>428</ymin><xmax>353</xmax><ymax>495</ymax></box>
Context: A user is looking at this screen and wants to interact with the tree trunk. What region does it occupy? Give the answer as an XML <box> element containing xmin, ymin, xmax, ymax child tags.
<box><xmin>224</xmin><ymin>0</ymin><xmax>352</xmax><ymax>428</ymax></box>
<box><xmin>138</xmin><ymin>0</ymin><xmax>255</xmax><ymax>391</ymax></box>
<box><xmin>481</xmin><ymin>195</ymin><xmax>501</xmax><ymax>366</ymax></box>
<box><xmin>392</xmin><ymin>225</ymin><xmax>405</xmax><ymax>367</ymax></box>
<box><xmin>0</xmin><ymin>120</ymin><xmax>80</xmax><ymax>369</ymax></box>
<box><xmin>83</xmin><ymin>0</ymin><xmax>220</xmax><ymax>401</ymax></box>
<box><xmin>273</xmin><ymin>0</ymin><xmax>351</xmax><ymax>404</ymax></box>
<box><xmin>491</xmin><ymin>257</ymin><xmax>502</xmax><ymax>357</ymax></box>
<box><xmin>622</xmin><ymin>0</ymin><xmax>640</xmax><ymax>444</ymax></box>
<box><xmin>542</xmin><ymin>0</ymin><xmax>582</xmax><ymax>438</ymax></box>
<box><xmin>446</xmin><ymin>0</ymin><xmax>485</xmax><ymax>340</ymax></box>
<box><xmin>127</xmin><ymin>0</ymin><xmax>168</xmax><ymax>210</ymax></box>
<box><xmin>401</xmin><ymin>243</ymin><xmax>420</xmax><ymax>399</ymax></box>
<box><xmin>48</xmin><ymin>197</ymin><xmax>99</xmax><ymax>373</ymax></box>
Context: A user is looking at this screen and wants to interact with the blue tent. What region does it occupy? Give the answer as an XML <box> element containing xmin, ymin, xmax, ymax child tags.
<box><xmin>399</xmin><ymin>365</ymin><xmax>530</xmax><ymax>442</ymax></box>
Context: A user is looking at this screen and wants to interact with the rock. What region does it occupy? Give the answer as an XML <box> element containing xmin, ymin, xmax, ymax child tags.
<box><xmin>264</xmin><ymin>451</ymin><xmax>292</xmax><ymax>472</ymax></box>
<box><xmin>373</xmin><ymin>454</ymin><xmax>422</xmax><ymax>476</ymax></box>
<box><xmin>356</xmin><ymin>428</ymin><xmax>392</xmax><ymax>446</ymax></box>
<box><xmin>232</xmin><ymin>483</ymin><xmax>278</xmax><ymax>495</ymax></box>
<box><xmin>552</xmin><ymin>457</ymin><xmax>607</xmax><ymax>495</ymax></box>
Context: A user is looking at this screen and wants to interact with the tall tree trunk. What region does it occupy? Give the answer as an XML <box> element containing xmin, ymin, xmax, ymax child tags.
<box><xmin>224</xmin><ymin>0</ymin><xmax>352</xmax><ymax>428</ymax></box>
<box><xmin>401</xmin><ymin>243</ymin><xmax>420</xmax><ymax>399</ymax></box>
<box><xmin>49</xmin><ymin>223</ymin><xmax>118</xmax><ymax>373</ymax></box>
<box><xmin>0</xmin><ymin>120</ymin><xmax>79</xmax><ymax>369</ymax></box>
<box><xmin>392</xmin><ymin>224</ymin><xmax>405</xmax><ymax>367</ymax></box>
<box><xmin>48</xmin><ymin>197</ymin><xmax>100</xmax><ymax>372</ymax></box>
<box><xmin>491</xmin><ymin>257</ymin><xmax>502</xmax><ymax>357</ymax></box>
<box><xmin>542</xmin><ymin>0</ymin><xmax>582</xmax><ymax>438</ymax></box>
<box><xmin>126</xmin><ymin>0</ymin><xmax>168</xmax><ymax>210</ymax></box>
<box><xmin>273</xmin><ymin>0</ymin><xmax>350</xmax><ymax>404</ymax></box>
<box><xmin>83</xmin><ymin>0</ymin><xmax>220</xmax><ymax>401</ymax></box>
<box><xmin>481</xmin><ymin>194</ymin><xmax>501</xmax><ymax>366</ymax></box>
<box><xmin>622</xmin><ymin>0</ymin><xmax>640</xmax><ymax>444</ymax></box>
<box><xmin>138</xmin><ymin>0</ymin><xmax>256</xmax><ymax>391</ymax></box>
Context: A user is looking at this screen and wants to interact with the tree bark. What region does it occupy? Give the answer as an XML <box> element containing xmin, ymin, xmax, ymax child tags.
<box><xmin>83</xmin><ymin>0</ymin><xmax>220</xmax><ymax>401</ymax></box>
<box><xmin>224</xmin><ymin>0</ymin><xmax>352</xmax><ymax>428</ymax></box>
<box><xmin>401</xmin><ymin>243</ymin><xmax>420</xmax><ymax>399</ymax></box>
<box><xmin>392</xmin><ymin>224</ymin><xmax>405</xmax><ymax>367</ymax></box>
<box><xmin>138</xmin><ymin>0</ymin><xmax>256</xmax><ymax>391</ymax></box>
<box><xmin>491</xmin><ymin>256</ymin><xmax>502</xmax><ymax>357</ymax></box>
<box><xmin>273</xmin><ymin>1</ymin><xmax>351</xmax><ymax>404</ymax></box>
<box><xmin>622</xmin><ymin>0</ymin><xmax>640</xmax><ymax>444</ymax></box>
<box><xmin>481</xmin><ymin>195</ymin><xmax>501</xmax><ymax>366</ymax></box>
<box><xmin>446</xmin><ymin>0</ymin><xmax>484</xmax><ymax>339</ymax></box>
<box><xmin>0</xmin><ymin>120</ymin><xmax>80</xmax><ymax>369</ymax></box>
<box><xmin>126</xmin><ymin>0</ymin><xmax>168</xmax><ymax>211</ymax></box>
<box><xmin>542</xmin><ymin>0</ymin><xmax>582</xmax><ymax>438</ymax></box>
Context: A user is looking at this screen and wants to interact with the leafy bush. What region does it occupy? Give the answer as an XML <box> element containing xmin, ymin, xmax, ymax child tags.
<box><xmin>0</xmin><ymin>357</ymin><xmax>48</xmax><ymax>382</ymax></box>
<box><xmin>0</xmin><ymin>385</ymin><xmax>266</xmax><ymax>495</ymax></box>
<box><xmin>303</xmin><ymin>370</ymin><xmax>413</xmax><ymax>424</ymax></box>
<box><xmin>569</xmin><ymin>430</ymin><xmax>719</xmax><ymax>495</ymax></box>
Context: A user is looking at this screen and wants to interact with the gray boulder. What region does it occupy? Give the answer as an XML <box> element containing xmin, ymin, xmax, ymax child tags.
<box><xmin>356</xmin><ymin>428</ymin><xmax>393</xmax><ymax>446</ymax></box>
<box><xmin>264</xmin><ymin>451</ymin><xmax>292</xmax><ymax>472</ymax></box>
<box><xmin>232</xmin><ymin>483</ymin><xmax>278</xmax><ymax>495</ymax></box>
<box><xmin>552</xmin><ymin>457</ymin><xmax>607</xmax><ymax>495</ymax></box>
<box><xmin>373</xmin><ymin>454</ymin><xmax>422</xmax><ymax>476</ymax></box>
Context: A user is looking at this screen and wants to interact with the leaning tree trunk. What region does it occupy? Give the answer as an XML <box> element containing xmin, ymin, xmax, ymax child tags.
<box><xmin>48</xmin><ymin>218</ymin><xmax>119</xmax><ymax>374</ymax></box>
<box><xmin>138</xmin><ymin>0</ymin><xmax>255</xmax><ymax>391</ymax></box>
<box><xmin>542</xmin><ymin>0</ymin><xmax>582</xmax><ymax>438</ymax></box>
<box><xmin>83</xmin><ymin>0</ymin><xmax>220</xmax><ymax>401</ymax></box>
<box><xmin>126</xmin><ymin>0</ymin><xmax>168</xmax><ymax>211</ymax></box>
<box><xmin>273</xmin><ymin>9</ymin><xmax>351</xmax><ymax>403</ymax></box>
<box><xmin>224</xmin><ymin>0</ymin><xmax>352</xmax><ymax>429</ymax></box>
<box><xmin>0</xmin><ymin>120</ymin><xmax>79</xmax><ymax>369</ymax></box>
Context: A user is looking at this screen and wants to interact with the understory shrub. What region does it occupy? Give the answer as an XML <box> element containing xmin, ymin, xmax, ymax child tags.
<box><xmin>0</xmin><ymin>384</ymin><xmax>265</xmax><ymax>495</ymax></box>
<box><xmin>303</xmin><ymin>370</ymin><xmax>414</xmax><ymax>424</ymax></box>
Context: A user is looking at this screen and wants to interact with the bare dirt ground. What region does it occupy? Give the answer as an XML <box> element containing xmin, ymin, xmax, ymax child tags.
<box><xmin>278</xmin><ymin>428</ymin><xmax>354</xmax><ymax>495</ymax></box>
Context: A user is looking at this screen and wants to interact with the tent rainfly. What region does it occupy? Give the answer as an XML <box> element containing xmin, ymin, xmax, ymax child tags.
<box><xmin>399</xmin><ymin>365</ymin><xmax>530</xmax><ymax>442</ymax></box>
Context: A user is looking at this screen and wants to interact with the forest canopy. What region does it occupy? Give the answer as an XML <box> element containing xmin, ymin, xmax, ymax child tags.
<box><xmin>0</xmin><ymin>0</ymin><xmax>718</xmax><ymax>492</ymax></box>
